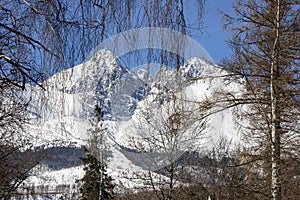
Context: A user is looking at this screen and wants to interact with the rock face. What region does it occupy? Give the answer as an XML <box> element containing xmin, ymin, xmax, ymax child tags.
<box><xmin>25</xmin><ymin>49</ymin><xmax>151</xmax><ymax>146</ymax></box>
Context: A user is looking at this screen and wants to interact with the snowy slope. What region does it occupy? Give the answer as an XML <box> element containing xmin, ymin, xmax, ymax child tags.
<box><xmin>116</xmin><ymin>57</ymin><xmax>243</xmax><ymax>154</ymax></box>
<box><xmin>22</xmin><ymin>49</ymin><xmax>245</xmax><ymax>196</ymax></box>
<box><xmin>25</xmin><ymin>49</ymin><xmax>149</xmax><ymax>147</ymax></box>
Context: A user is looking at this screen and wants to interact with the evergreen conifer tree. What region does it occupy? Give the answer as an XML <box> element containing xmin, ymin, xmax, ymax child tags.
<box><xmin>79</xmin><ymin>147</ymin><xmax>114</xmax><ymax>200</ymax></box>
<box><xmin>77</xmin><ymin>105</ymin><xmax>114</xmax><ymax>200</ymax></box>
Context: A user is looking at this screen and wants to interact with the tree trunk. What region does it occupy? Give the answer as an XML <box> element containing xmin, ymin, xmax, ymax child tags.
<box><xmin>270</xmin><ymin>1</ymin><xmax>281</xmax><ymax>199</ymax></box>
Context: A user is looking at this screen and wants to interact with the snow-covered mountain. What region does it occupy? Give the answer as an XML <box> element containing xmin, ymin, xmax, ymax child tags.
<box><xmin>24</xmin><ymin>49</ymin><xmax>150</xmax><ymax>146</ymax></box>
<box><xmin>21</xmin><ymin>49</ymin><xmax>244</xmax><ymax>197</ymax></box>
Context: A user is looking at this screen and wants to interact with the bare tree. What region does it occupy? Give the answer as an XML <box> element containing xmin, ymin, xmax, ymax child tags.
<box><xmin>123</xmin><ymin>73</ymin><xmax>208</xmax><ymax>199</ymax></box>
<box><xmin>0</xmin><ymin>1</ymin><xmax>64</xmax><ymax>197</ymax></box>
<box><xmin>1</xmin><ymin>0</ymin><xmax>207</xmax><ymax>198</ymax></box>
<box><xmin>220</xmin><ymin>1</ymin><xmax>300</xmax><ymax>199</ymax></box>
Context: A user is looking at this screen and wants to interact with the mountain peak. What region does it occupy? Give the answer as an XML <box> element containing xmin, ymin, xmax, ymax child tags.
<box><xmin>181</xmin><ymin>57</ymin><xmax>219</xmax><ymax>79</ymax></box>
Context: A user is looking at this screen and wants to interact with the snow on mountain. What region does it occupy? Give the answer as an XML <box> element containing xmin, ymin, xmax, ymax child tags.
<box><xmin>182</xmin><ymin>58</ymin><xmax>244</xmax><ymax>150</ymax></box>
<box><xmin>181</xmin><ymin>57</ymin><xmax>216</xmax><ymax>79</ymax></box>
<box><xmin>116</xmin><ymin>57</ymin><xmax>243</xmax><ymax>153</ymax></box>
<box><xmin>22</xmin><ymin>49</ymin><xmax>245</xmax><ymax>195</ymax></box>
<box><xmin>25</xmin><ymin>49</ymin><xmax>149</xmax><ymax>146</ymax></box>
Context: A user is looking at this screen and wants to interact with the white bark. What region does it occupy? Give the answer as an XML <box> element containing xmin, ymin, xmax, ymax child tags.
<box><xmin>270</xmin><ymin>1</ymin><xmax>281</xmax><ymax>200</ymax></box>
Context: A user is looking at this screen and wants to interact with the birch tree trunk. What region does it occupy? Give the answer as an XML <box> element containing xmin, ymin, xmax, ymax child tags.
<box><xmin>270</xmin><ymin>1</ymin><xmax>281</xmax><ymax>199</ymax></box>
<box><xmin>222</xmin><ymin>0</ymin><xmax>299</xmax><ymax>199</ymax></box>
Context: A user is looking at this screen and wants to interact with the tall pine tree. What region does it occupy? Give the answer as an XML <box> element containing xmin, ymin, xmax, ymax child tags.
<box><xmin>79</xmin><ymin>147</ymin><xmax>114</xmax><ymax>200</ymax></box>
<box><xmin>77</xmin><ymin>105</ymin><xmax>114</xmax><ymax>200</ymax></box>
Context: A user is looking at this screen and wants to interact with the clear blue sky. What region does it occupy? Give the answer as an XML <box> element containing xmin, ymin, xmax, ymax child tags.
<box><xmin>189</xmin><ymin>1</ymin><xmax>235</xmax><ymax>64</ymax></box>
<box><xmin>118</xmin><ymin>1</ymin><xmax>235</xmax><ymax>72</ymax></box>
<box><xmin>103</xmin><ymin>1</ymin><xmax>236</xmax><ymax>70</ymax></box>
